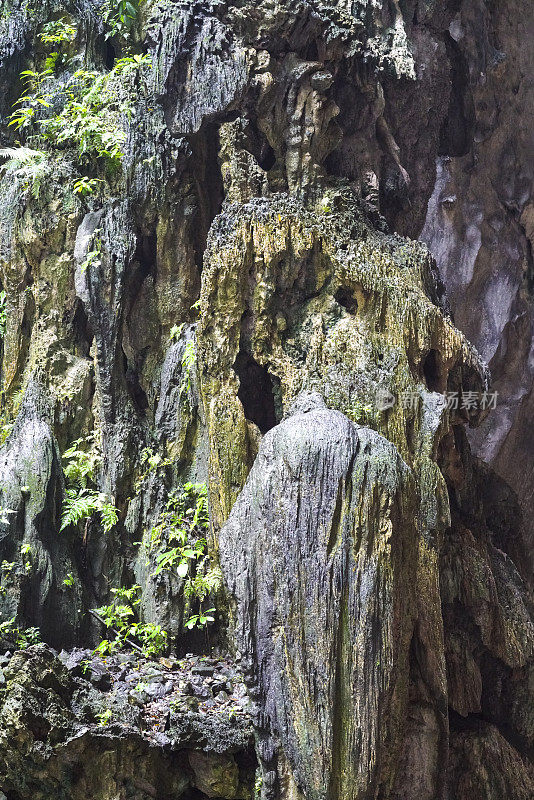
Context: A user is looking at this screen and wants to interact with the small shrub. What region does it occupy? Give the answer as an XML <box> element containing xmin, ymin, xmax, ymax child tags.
<box><xmin>0</xmin><ymin>618</ymin><xmax>41</xmax><ymax>649</ymax></box>
<box><xmin>96</xmin><ymin>708</ymin><xmax>113</xmax><ymax>726</ymax></box>
<box><xmin>149</xmin><ymin>483</ymin><xmax>220</xmax><ymax>630</ymax></box>
<box><xmin>63</xmin><ymin>572</ymin><xmax>75</xmax><ymax>588</ymax></box>
<box><xmin>39</xmin><ymin>18</ymin><xmax>77</xmax><ymax>47</ymax></box>
<box><xmin>73</xmin><ymin>176</ymin><xmax>103</xmax><ymax>196</ymax></box>
<box><xmin>100</xmin><ymin>0</ymin><xmax>142</xmax><ymax>40</ymax></box>
<box><xmin>93</xmin><ymin>584</ymin><xmax>168</xmax><ymax>657</ymax></box>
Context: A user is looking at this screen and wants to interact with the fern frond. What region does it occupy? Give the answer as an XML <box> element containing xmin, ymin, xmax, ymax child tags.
<box><xmin>99</xmin><ymin>500</ymin><xmax>119</xmax><ymax>533</ymax></box>
<box><xmin>60</xmin><ymin>488</ymin><xmax>100</xmax><ymax>531</ymax></box>
<box><xmin>0</xmin><ymin>146</ymin><xmax>46</xmax><ymax>171</ymax></box>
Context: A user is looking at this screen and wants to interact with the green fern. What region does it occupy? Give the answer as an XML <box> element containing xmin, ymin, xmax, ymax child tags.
<box><xmin>0</xmin><ymin>146</ymin><xmax>49</xmax><ymax>198</ymax></box>
<box><xmin>60</xmin><ymin>488</ymin><xmax>118</xmax><ymax>533</ymax></box>
<box><xmin>100</xmin><ymin>500</ymin><xmax>118</xmax><ymax>533</ymax></box>
<box><xmin>61</xmin><ymin>488</ymin><xmax>100</xmax><ymax>530</ymax></box>
<box><xmin>62</xmin><ymin>437</ymin><xmax>100</xmax><ymax>487</ymax></box>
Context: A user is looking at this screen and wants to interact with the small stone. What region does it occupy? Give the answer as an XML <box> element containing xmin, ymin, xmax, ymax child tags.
<box><xmin>191</xmin><ymin>664</ymin><xmax>214</xmax><ymax>677</ymax></box>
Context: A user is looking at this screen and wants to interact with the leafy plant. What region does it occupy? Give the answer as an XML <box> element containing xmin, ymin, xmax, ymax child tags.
<box><xmin>93</xmin><ymin>584</ymin><xmax>168</xmax><ymax>657</ymax></box>
<box><xmin>80</xmin><ymin>244</ymin><xmax>102</xmax><ymax>274</ymax></box>
<box><xmin>184</xmin><ymin>608</ymin><xmax>215</xmax><ymax>630</ymax></box>
<box><xmin>100</xmin><ymin>0</ymin><xmax>142</xmax><ymax>40</ymax></box>
<box><xmin>346</xmin><ymin>399</ymin><xmax>374</xmax><ymax>425</ymax></box>
<box><xmin>63</xmin><ymin>572</ymin><xmax>75</xmax><ymax>588</ymax></box>
<box><xmin>73</xmin><ymin>176</ymin><xmax>103</xmax><ymax>196</ymax></box>
<box><xmin>60</xmin><ymin>436</ymin><xmax>119</xmax><ymax>534</ymax></box>
<box><xmin>114</xmin><ymin>53</ymin><xmax>151</xmax><ymax>74</ymax></box>
<box><xmin>0</xmin><ymin>146</ymin><xmax>49</xmax><ymax>198</ymax></box>
<box><xmin>180</xmin><ymin>340</ymin><xmax>196</xmax><ymax>403</ymax></box>
<box><xmin>95</xmin><ymin>708</ymin><xmax>113</xmax><ymax>726</ymax></box>
<box><xmin>62</xmin><ymin>437</ymin><xmax>100</xmax><ymax>487</ymax></box>
<box><xmin>39</xmin><ymin>18</ymin><xmax>77</xmax><ymax>47</ymax></box>
<box><xmin>148</xmin><ymin>483</ymin><xmax>220</xmax><ymax>630</ymax></box>
<box><xmin>0</xmin><ymin>618</ymin><xmax>41</xmax><ymax>649</ymax></box>
<box><xmin>8</xmin><ymin>68</ymin><xmax>53</xmax><ymax>130</ymax></box>
<box><xmin>20</xmin><ymin>543</ymin><xmax>32</xmax><ymax>573</ymax></box>
<box><xmin>61</xmin><ymin>488</ymin><xmax>118</xmax><ymax>533</ymax></box>
<box><xmin>40</xmin><ymin>69</ymin><xmax>129</xmax><ymax>169</ymax></box>
<box><xmin>134</xmin><ymin>447</ymin><xmax>173</xmax><ymax>492</ymax></box>
<box><xmin>16</xmin><ymin>625</ymin><xmax>41</xmax><ymax>648</ymax></box>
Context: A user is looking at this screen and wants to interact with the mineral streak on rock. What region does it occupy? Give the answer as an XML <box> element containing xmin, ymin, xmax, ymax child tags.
<box><xmin>0</xmin><ymin>1</ymin><xmax>532</xmax><ymax>799</ymax></box>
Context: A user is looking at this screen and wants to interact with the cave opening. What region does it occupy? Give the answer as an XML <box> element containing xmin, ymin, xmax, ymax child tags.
<box><xmin>256</xmin><ymin>140</ymin><xmax>276</xmax><ymax>171</ymax></box>
<box><xmin>234</xmin><ymin>351</ymin><xmax>279</xmax><ymax>434</ymax></box>
<box><xmin>423</xmin><ymin>349</ymin><xmax>443</xmax><ymax>393</ymax></box>
<box><xmin>335</xmin><ymin>286</ymin><xmax>358</xmax><ymax>314</ymax></box>
<box><xmin>104</xmin><ymin>40</ymin><xmax>116</xmax><ymax>70</ymax></box>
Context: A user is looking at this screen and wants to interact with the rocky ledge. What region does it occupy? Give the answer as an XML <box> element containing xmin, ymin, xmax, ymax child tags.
<box><xmin>0</xmin><ymin>644</ymin><xmax>255</xmax><ymax>800</ymax></box>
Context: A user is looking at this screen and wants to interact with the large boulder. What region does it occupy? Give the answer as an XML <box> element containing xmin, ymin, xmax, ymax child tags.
<box><xmin>219</xmin><ymin>405</ymin><xmax>418</xmax><ymax>799</ymax></box>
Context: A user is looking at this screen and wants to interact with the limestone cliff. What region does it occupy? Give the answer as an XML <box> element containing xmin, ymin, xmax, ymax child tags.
<box><xmin>0</xmin><ymin>1</ymin><xmax>532</xmax><ymax>799</ymax></box>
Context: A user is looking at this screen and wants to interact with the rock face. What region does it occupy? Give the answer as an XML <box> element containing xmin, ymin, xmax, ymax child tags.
<box><xmin>0</xmin><ymin>644</ymin><xmax>255</xmax><ymax>799</ymax></box>
<box><xmin>220</xmin><ymin>406</ymin><xmax>418</xmax><ymax>800</ymax></box>
<box><xmin>0</xmin><ymin>1</ymin><xmax>532</xmax><ymax>799</ymax></box>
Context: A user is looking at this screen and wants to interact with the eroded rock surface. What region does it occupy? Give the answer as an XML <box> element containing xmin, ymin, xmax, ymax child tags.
<box><xmin>0</xmin><ymin>644</ymin><xmax>254</xmax><ymax>799</ymax></box>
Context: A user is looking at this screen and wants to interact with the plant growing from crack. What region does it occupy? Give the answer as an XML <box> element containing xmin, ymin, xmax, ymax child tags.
<box><xmin>93</xmin><ymin>584</ymin><xmax>168</xmax><ymax>657</ymax></box>
<box><xmin>148</xmin><ymin>482</ymin><xmax>221</xmax><ymax>630</ymax></box>
<box><xmin>60</xmin><ymin>436</ymin><xmax>119</xmax><ymax>534</ymax></box>
<box><xmin>0</xmin><ymin>618</ymin><xmax>41</xmax><ymax>649</ymax></box>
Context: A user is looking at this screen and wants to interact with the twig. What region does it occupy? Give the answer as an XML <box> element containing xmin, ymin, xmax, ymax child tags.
<box><xmin>88</xmin><ymin>608</ymin><xmax>144</xmax><ymax>655</ymax></box>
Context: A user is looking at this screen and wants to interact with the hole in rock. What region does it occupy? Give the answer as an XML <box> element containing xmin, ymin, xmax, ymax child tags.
<box><xmin>188</xmin><ymin>123</ymin><xmax>226</xmax><ymax>273</ymax></box>
<box><xmin>256</xmin><ymin>141</ymin><xmax>276</xmax><ymax>171</ymax></box>
<box><xmin>335</xmin><ymin>286</ymin><xmax>358</xmax><ymax>314</ymax></box>
<box><xmin>234</xmin><ymin>351</ymin><xmax>278</xmax><ymax>434</ymax></box>
<box><xmin>123</xmin><ymin>349</ymin><xmax>149</xmax><ymax>412</ymax></box>
<box><xmin>180</xmin><ymin>791</ymin><xmax>211</xmax><ymax>799</ymax></box>
<box><xmin>439</xmin><ymin>33</ymin><xmax>474</xmax><ymax>157</ymax></box>
<box><xmin>422</xmin><ymin>349</ymin><xmax>444</xmax><ymax>393</ymax></box>
<box><xmin>70</xmin><ymin>298</ymin><xmax>93</xmax><ymax>357</ymax></box>
<box><xmin>104</xmin><ymin>40</ymin><xmax>116</xmax><ymax>70</ymax></box>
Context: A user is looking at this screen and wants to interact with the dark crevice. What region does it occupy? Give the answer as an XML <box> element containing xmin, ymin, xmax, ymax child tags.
<box><xmin>70</xmin><ymin>298</ymin><xmax>93</xmax><ymax>357</ymax></box>
<box><xmin>103</xmin><ymin>40</ymin><xmax>116</xmax><ymax>70</ymax></box>
<box><xmin>423</xmin><ymin>349</ymin><xmax>444</xmax><ymax>393</ymax></box>
<box><xmin>335</xmin><ymin>286</ymin><xmax>358</xmax><ymax>314</ymax></box>
<box><xmin>129</xmin><ymin>232</ymin><xmax>157</xmax><ymax>297</ymax></box>
<box><xmin>234</xmin><ymin>351</ymin><xmax>278</xmax><ymax>434</ymax></box>
<box><xmin>439</xmin><ymin>33</ymin><xmax>475</xmax><ymax>157</ymax></box>
<box><xmin>256</xmin><ymin>140</ymin><xmax>276</xmax><ymax>171</ymax></box>
<box><xmin>122</xmin><ymin>348</ymin><xmax>149</xmax><ymax>413</ymax></box>
<box><xmin>189</xmin><ymin>123</ymin><xmax>226</xmax><ymax>274</ymax></box>
<box><xmin>327</xmin><ymin>476</ymin><xmax>344</xmax><ymax>558</ymax></box>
